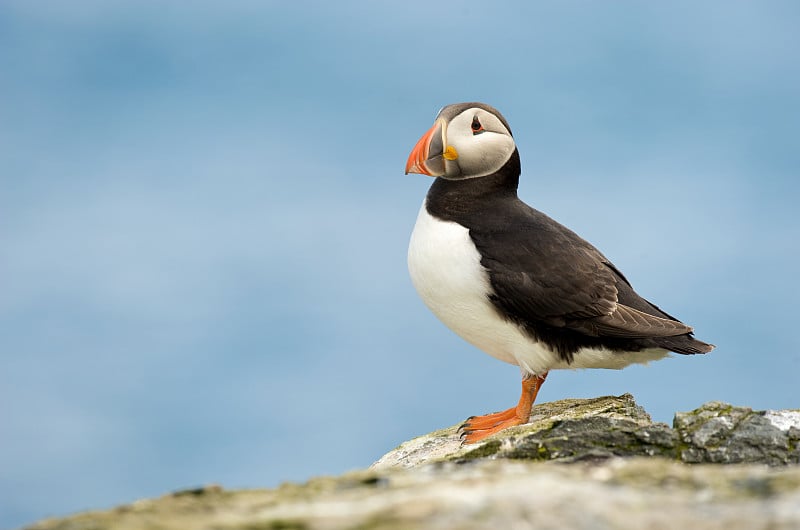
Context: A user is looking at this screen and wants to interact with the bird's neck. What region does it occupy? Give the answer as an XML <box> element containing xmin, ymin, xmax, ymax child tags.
<box><xmin>426</xmin><ymin>149</ymin><xmax>520</xmax><ymax>216</ymax></box>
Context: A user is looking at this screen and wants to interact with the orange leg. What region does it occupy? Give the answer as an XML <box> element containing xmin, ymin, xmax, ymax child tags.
<box><xmin>459</xmin><ymin>372</ymin><xmax>548</xmax><ymax>444</ymax></box>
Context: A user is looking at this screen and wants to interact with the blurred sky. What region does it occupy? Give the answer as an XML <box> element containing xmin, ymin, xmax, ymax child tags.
<box><xmin>2</xmin><ymin>1</ymin><xmax>799</xmax><ymax>528</ymax></box>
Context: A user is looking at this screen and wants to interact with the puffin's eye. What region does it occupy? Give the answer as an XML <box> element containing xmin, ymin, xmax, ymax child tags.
<box><xmin>471</xmin><ymin>116</ymin><xmax>485</xmax><ymax>135</ymax></box>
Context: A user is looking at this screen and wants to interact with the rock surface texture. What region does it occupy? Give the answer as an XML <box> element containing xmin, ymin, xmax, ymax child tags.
<box><xmin>373</xmin><ymin>394</ymin><xmax>800</xmax><ymax>469</ymax></box>
<box><xmin>24</xmin><ymin>395</ymin><xmax>800</xmax><ymax>530</ymax></box>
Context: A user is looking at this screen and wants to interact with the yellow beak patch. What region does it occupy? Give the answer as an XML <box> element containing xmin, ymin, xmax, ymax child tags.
<box><xmin>443</xmin><ymin>145</ymin><xmax>459</xmax><ymax>161</ymax></box>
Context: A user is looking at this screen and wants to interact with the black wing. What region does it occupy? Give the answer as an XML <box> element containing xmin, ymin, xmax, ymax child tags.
<box><xmin>469</xmin><ymin>202</ymin><xmax>693</xmax><ymax>340</ymax></box>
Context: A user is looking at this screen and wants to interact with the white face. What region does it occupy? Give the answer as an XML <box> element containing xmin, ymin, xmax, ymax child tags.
<box><xmin>441</xmin><ymin>107</ymin><xmax>516</xmax><ymax>180</ymax></box>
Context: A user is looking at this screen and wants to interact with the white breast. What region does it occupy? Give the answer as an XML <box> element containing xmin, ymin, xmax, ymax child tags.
<box><xmin>407</xmin><ymin>199</ymin><xmax>670</xmax><ymax>375</ymax></box>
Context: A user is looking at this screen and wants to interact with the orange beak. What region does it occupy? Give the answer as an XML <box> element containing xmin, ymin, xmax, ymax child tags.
<box><xmin>405</xmin><ymin>120</ymin><xmax>445</xmax><ymax>176</ymax></box>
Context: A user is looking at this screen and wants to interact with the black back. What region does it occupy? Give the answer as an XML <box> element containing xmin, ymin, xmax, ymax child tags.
<box><xmin>425</xmin><ymin>149</ymin><xmax>714</xmax><ymax>361</ymax></box>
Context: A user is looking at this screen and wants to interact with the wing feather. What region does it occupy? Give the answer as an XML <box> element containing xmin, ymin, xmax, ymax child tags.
<box><xmin>572</xmin><ymin>304</ymin><xmax>693</xmax><ymax>338</ymax></box>
<box><xmin>469</xmin><ymin>203</ymin><xmax>691</xmax><ymax>341</ymax></box>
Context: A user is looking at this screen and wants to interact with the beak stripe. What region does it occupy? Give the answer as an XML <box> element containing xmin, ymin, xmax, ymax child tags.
<box><xmin>405</xmin><ymin>120</ymin><xmax>445</xmax><ymax>176</ymax></box>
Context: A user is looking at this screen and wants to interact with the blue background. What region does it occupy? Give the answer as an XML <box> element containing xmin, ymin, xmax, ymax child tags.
<box><xmin>2</xmin><ymin>2</ymin><xmax>799</xmax><ymax>528</ymax></box>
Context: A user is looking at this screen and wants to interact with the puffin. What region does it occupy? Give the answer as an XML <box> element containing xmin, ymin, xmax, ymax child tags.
<box><xmin>404</xmin><ymin>102</ymin><xmax>715</xmax><ymax>444</ymax></box>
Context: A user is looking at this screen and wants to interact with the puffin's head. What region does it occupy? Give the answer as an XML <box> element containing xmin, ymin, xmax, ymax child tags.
<box><xmin>405</xmin><ymin>102</ymin><xmax>516</xmax><ymax>180</ymax></box>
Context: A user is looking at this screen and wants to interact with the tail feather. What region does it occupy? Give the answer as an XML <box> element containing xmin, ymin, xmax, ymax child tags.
<box><xmin>656</xmin><ymin>334</ymin><xmax>715</xmax><ymax>355</ymax></box>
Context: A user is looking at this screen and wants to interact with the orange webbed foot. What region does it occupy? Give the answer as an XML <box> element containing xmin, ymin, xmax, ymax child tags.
<box><xmin>457</xmin><ymin>372</ymin><xmax>549</xmax><ymax>445</ymax></box>
<box><xmin>458</xmin><ymin>408</ymin><xmax>527</xmax><ymax>443</ymax></box>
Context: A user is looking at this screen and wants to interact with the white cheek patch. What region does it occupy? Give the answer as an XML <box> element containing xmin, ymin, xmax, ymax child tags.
<box><xmin>446</xmin><ymin>109</ymin><xmax>516</xmax><ymax>179</ymax></box>
<box><xmin>452</xmin><ymin>133</ymin><xmax>516</xmax><ymax>179</ymax></box>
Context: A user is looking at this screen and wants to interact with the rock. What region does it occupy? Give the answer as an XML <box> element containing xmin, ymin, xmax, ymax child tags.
<box><xmin>675</xmin><ymin>401</ymin><xmax>800</xmax><ymax>465</ymax></box>
<box><xmin>24</xmin><ymin>459</ymin><xmax>800</xmax><ymax>530</ymax></box>
<box><xmin>373</xmin><ymin>394</ymin><xmax>800</xmax><ymax>469</ymax></box>
<box><xmin>372</xmin><ymin>394</ymin><xmax>657</xmax><ymax>469</ymax></box>
<box><xmin>22</xmin><ymin>396</ymin><xmax>800</xmax><ymax>530</ymax></box>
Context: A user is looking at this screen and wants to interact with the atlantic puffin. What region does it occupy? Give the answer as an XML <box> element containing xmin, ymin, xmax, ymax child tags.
<box><xmin>405</xmin><ymin>102</ymin><xmax>714</xmax><ymax>444</ymax></box>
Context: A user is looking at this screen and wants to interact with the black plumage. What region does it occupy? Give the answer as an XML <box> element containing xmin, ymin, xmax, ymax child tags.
<box><xmin>425</xmin><ymin>148</ymin><xmax>714</xmax><ymax>363</ymax></box>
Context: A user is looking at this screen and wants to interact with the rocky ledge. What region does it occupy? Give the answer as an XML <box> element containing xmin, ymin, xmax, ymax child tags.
<box><xmin>25</xmin><ymin>396</ymin><xmax>800</xmax><ymax>530</ymax></box>
<box><xmin>373</xmin><ymin>394</ymin><xmax>800</xmax><ymax>469</ymax></box>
